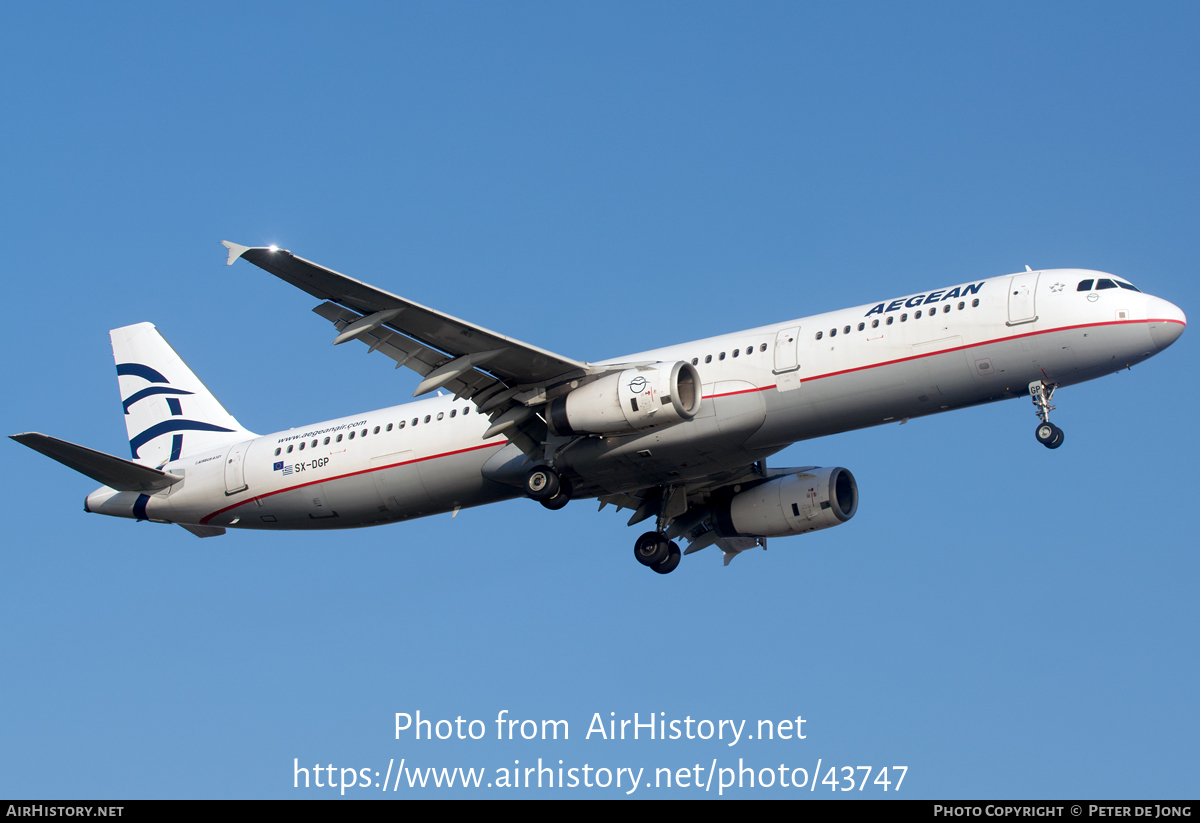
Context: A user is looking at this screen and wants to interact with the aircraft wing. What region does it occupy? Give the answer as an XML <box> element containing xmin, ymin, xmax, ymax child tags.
<box><xmin>222</xmin><ymin>242</ymin><xmax>591</xmax><ymax>398</ymax></box>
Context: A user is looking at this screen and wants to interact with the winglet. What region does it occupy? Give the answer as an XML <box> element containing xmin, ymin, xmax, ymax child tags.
<box><xmin>221</xmin><ymin>240</ymin><xmax>252</xmax><ymax>266</ymax></box>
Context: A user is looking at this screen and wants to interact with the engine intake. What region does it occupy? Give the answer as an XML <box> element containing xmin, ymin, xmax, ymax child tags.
<box><xmin>548</xmin><ymin>361</ymin><xmax>702</xmax><ymax>436</ymax></box>
<box><xmin>714</xmin><ymin>467</ymin><xmax>858</xmax><ymax>538</ymax></box>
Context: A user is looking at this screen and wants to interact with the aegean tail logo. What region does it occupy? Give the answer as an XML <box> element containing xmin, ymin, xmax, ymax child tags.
<box><xmin>117</xmin><ymin>362</ymin><xmax>233</xmax><ymax>460</ymax></box>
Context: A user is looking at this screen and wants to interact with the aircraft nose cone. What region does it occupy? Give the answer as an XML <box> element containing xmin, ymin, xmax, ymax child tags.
<box><xmin>1147</xmin><ymin>297</ymin><xmax>1186</xmax><ymax>352</ymax></box>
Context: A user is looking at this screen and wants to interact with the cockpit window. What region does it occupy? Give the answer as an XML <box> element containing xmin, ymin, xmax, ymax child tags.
<box><xmin>1116</xmin><ymin>280</ymin><xmax>1142</xmax><ymax>292</ymax></box>
<box><xmin>1096</xmin><ymin>278</ymin><xmax>1118</xmax><ymax>290</ymax></box>
<box><xmin>1077</xmin><ymin>279</ymin><xmax>1094</xmax><ymax>291</ymax></box>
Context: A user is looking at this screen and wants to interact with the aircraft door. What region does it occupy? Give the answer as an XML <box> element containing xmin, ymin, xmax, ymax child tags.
<box><xmin>223</xmin><ymin>440</ymin><xmax>251</xmax><ymax>495</ymax></box>
<box><xmin>772</xmin><ymin>327</ymin><xmax>802</xmax><ymax>392</ymax></box>
<box><xmin>1007</xmin><ymin>272</ymin><xmax>1039</xmax><ymax>326</ymax></box>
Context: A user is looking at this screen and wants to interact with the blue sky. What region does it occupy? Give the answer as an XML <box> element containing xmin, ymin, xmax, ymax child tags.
<box><xmin>1</xmin><ymin>2</ymin><xmax>1196</xmax><ymax>798</ymax></box>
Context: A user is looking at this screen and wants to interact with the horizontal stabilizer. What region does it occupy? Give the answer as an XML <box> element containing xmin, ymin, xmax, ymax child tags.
<box><xmin>10</xmin><ymin>432</ymin><xmax>183</xmax><ymax>493</ymax></box>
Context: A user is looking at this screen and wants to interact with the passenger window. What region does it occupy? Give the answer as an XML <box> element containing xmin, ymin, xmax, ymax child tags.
<box><xmin>972</xmin><ymin>298</ymin><xmax>979</xmax><ymax>307</ymax></box>
<box><xmin>324</xmin><ymin>437</ymin><xmax>330</xmax><ymax>445</ymax></box>
<box><xmin>412</xmin><ymin>418</ymin><xmax>418</xmax><ymax>426</ymax></box>
<box><xmin>843</xmin><ymin>325</ymin><xmax>850</xmax><ymax>334</ymax></box>
<box><xmin>886</xmin><ymin>316</ymin><xmax>894</xmax><ymax>325</ymax></box>
<box><xmin>361</xmin><ymin>429</ymin><xmax>367</xmax><ymax>437</ymax></box>
<box><xmin>286</xmin><ymin>445</ymin><xmax>293</xmax><ymax>453</ymax></box>
<box><xmin>759</xmin><ymin>343</ymin><xmax>767</xmax><ymax>352</ymax></box>
<box><xmin>692</xmin><ymin>358</ymin><xmax>698</xmax><ymax>365</ymax></box>
<box><xmin>311</xmin><ymin>440</ymin><xmax>318</xmax><ymax>448</ymax></box>
<box><xmin>900</xmin><ymin>313</ymin><xmax>908</xmax><ymax>322</ymax></box>
<box><xmin>274</xmin><ymin>447</ymin><xmax>281</xmax><ymax>456</ymax></box>
<box><xmin>915</xmin><ymin>310</ymin><xmax>922</xmax><ymax>319</ymax></box>
<box><xmin>450</xmin><ymin>409</ymin><xmax>457</xmax><ymax>417</ymax></box>
<box><xmin>373</xmin><ymin>426</ymin><xmax>380</xmax><ymax>434</ymax></box>
<box><xmin>816</xmin><ymin>331</ymin><xmax>823</xmax><ymax>340</ymax></box>
<box><xmin>958</xmin><ymin>301</ymin><xmax>965</xmax><ymax>310</ymax></box>
<box><xmin>732</xmin><ymin>348</ymin><xmax>739</xmax><ymax>358</ymax></box>
<box><xmin>437</xmin><ymin>412</ymin><xmax>444</xmax><ymax>420</ymax></box>
<box><xmin>399</xmin><ymin>420</ymin><xmax>405</xmax><ymax>429</ymax></box>
<box><xmin>929</xmin><ymin>306</ymin><xmax>937</xmax><ymax>315</ymax></box>
<box><xmin>857</xmin><ymin>322</ymin><xmax>865</xmax><ymax>331</ymax></box>
<box><xmin>424</xmin><ymin>415</ymin><xmax>431</xmax><ymax>424</ymax></box>
<box><xmin>1116</xmin><ymin>281</ymin><xmax>1141</xmax><ymax>292</ymax></box>
<box><xmin>336</xmin><ymin>434</ymin><xmax>343</xmax><ymax>443</ymax></box>
<box><xmin>719</xmin><ymin>352</ymin><xmax>725</xmax><ymax>360</ymax></box>
<box><xmin>871</xmin><ymin>319</ymin><xmax>879</xmax><ymax>328</ymax></box>
<box><xmin>463</xmin><ymin>407</ymin><xmax>470</xmax><ymax>415</ymax></box>
<box><xmin>746</xmin><ymin>347</ymin><xmax>752</xmax><ymax>355</ymax></box>
<box><xmin>299</xmin><ymin>442</ymin><xmax>305</xmax><ymax>450</ymax></box>
<box><xmin>705</xmin><ymin>355</ymin><xmax>712</xmax><ymax>363</ymax></box>
<box><xmin>386</xmin><ymin>423</ymin><xmax>393</xmax><ymax>432</ymax></box>
<box><xmin>830</xmin><ymin>328</ymin><xmax>837</xmax><ymax>337</ymax></box>
<box><xmin>1077</xmin><ymin>279</ymin><xmax>1094</xmax><ymax>291</ymax></box>
<box><xmin>348</xmin><ymin>431</ymin><xmax>355</xmax><ymax>440</ymax></box>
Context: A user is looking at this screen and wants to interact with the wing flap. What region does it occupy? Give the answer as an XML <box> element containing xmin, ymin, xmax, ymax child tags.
<box><xmin>313</xmin><ymin>302</ymin><xmax>504</xmax><ymax>400</ymax></box>
<box><xmin>11</xmin><ymin>432</ymin><xmax>183</xmax><ymax>492</ymax></box>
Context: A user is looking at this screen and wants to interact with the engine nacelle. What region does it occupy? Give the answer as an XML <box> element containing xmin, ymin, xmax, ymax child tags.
<box><xmin>548</xmin><ymin>361</ymin><xmax>702</xmax><ymax>436</ymax></box>
<box><xmin>714</xmin><ymin>467</ymin><xmax>858</xmax><ymax>538</ymax></box>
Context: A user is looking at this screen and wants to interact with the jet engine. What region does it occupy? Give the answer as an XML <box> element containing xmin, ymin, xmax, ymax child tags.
<box><xmin>713</xmin><ymin>467</ymin><xmax>858</xmax><ymax>538</ymax></box>
<box><xmin>547</xmin><ymin>361</ymin><xmax>702</xmax><ymax>436</ymax></box>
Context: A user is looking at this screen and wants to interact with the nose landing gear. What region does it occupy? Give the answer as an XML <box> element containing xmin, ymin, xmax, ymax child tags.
<box><xmin>1030</xmin><ymin>380</ymin><xmax>1064</xmax><ymax>449</ymax></box>
<box><xmin>1035</xmin><ymin>421</ymin><xmax>1064</xmax><ymax>449</ymax></box>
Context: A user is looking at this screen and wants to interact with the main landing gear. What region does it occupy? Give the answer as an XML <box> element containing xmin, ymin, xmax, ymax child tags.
<box><xmin>1029</xmin><ymin>380</ymin><xmax>1064</xmax><ymax>450</ymax></box>
<box><xmin>525</xmin><ymin>465</ymin><xmax>573</xmax><ymax>510</ymax></box>
<box><xmin>633</xmin><ymin>531</ymin><xmax>681</xmax><ymax>575</ymax></box>
<box><xmin>526</xmin><ymin>465</ymin><xmax>682</xmax><ymax>574</ymax></box>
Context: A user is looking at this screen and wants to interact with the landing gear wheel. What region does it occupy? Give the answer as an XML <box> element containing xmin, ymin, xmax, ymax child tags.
<box><xmin>652</xmin><ymin>541</ymin><xmax>681</xmax><ymax>575</ymax></box>
<box><xmin>539</xmin><ymin>476</ymin><xmax>573</xmax><ymax>510</ymax></box>
<box><xmin>1047</xmin><ymin>424</ymin><xmax>1064</xmax><ymax>449</ymax></box>
<box><xmin>634</xmin><ymin>532</ymin><xmax>669</xmax><ymax>567</ymax></box>
<box><xmin>1035</xmin><ymin>422</ymin><xmax>1065</xmax><ymax>449</ymax></box>
<box><xmin>524</xmin><ymin>465</ymin><xmax>560</xmax><ymax>501</ymax></box>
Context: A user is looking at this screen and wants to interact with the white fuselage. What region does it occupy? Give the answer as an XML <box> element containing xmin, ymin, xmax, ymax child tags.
<box><xmin>84</xmin><ymin>268</ymin><xmax>1186</xmax><ymax>530</ymax></box>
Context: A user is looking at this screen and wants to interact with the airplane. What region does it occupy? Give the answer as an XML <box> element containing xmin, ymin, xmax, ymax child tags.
<box><xmin>11</xmin><ymin>243</ymin><xmax>1187</xmax><ymax>573</ymax></box>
